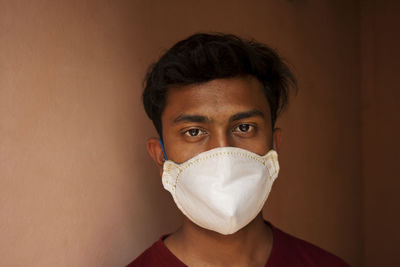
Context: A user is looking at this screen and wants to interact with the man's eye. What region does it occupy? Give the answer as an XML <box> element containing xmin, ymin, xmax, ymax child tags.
<box><xmin>236</xmin><ymin>124</ymin><xmax>252</xmax><ymax>132</ymax></box>
<box><xmin>184</xmin><ymin>128</ymin><xmax>203</xmax><ymax>137</ymax></box>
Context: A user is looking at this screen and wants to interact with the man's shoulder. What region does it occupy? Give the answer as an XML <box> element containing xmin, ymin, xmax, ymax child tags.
<box><xmin>268</xmin><ymin>223</ymin><xmax>350</xmax><ymax>267</ymax></box>
<box><xmin>126</xmin><ymin>235</ymin><xmax>185</xmax><ymax>267</ymax></box>
<box><xmin>126</xmin><ymin>241</ymin><xmax>157</xmax><ymax>267</ymax></box>
<box><xmin>127</xmin><ymin>225</ymin><xmax>350</xmax><ymax>267</ymax></box>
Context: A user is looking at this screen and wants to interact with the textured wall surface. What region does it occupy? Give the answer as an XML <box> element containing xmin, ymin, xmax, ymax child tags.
<box><xmin>361</xmin><ymin>1</ymin><xmax>400</xmax><ymax>267</ymax></box>
<box><xmin>1</xmin><ymin>1</ymin><xmax>397</xmax><ymax>266</ymax></box>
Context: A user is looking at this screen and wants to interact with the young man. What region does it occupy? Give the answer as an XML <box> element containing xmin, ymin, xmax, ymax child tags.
<box><xmin>128</xmin><ymin>33</ymin><xmax>349</xmax><ymax>266</ymax></box>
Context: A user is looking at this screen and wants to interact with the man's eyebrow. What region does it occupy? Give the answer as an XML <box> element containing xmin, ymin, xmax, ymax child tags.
<box><xmin>229</xmin><ymin>109</ymin><xmax>265</xmax><ymax>122</ymax></box>
<box><xmin>173</xmin><ymin>114</ymin><xmax>211</xmax><ymax>123</ymax></box>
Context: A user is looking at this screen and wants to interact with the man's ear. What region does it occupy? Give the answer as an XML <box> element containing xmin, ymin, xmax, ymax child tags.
<box><xmin>272</xmin><ymin>128</ymin><xmax>282</xmax><ymax>152</ymax></box>
<box><xmin>146</xmin><ymin>137</ymin><xmax>165</xmax><ymax>176</ymax></box>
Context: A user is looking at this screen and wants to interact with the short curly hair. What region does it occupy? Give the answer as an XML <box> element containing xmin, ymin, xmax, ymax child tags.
<box><xmin>142</xmin><ymin>33</ymin><xmax>297</xmax><ymax>138</ymax></box>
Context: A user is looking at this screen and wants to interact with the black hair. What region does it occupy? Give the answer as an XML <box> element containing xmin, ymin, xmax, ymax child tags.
<box><xmin>142</xmin><ymin>33</ymin><xmax>297</xmax><ymax>138</ymax></box>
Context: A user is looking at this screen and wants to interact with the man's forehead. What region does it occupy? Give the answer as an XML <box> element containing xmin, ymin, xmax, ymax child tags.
<box><xmin>166</xmin><ymin>77</ymin><xmax>267</xmax><ymax>104</ymax></box>
<box><xmin>170</xmin><ymin>109</ymin><xmax>267</xmax><ymax>126</ymax></box>
<box><xmin>162</xmin><ymin>77</ymin><xmax>270</xmax><ymax>123</ymax></box>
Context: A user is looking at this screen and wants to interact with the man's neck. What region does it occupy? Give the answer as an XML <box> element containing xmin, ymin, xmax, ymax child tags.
<box><xmin>164</xmin><ymin>213</ymin><xmax>273</xmax><ymax>267</ymax></box>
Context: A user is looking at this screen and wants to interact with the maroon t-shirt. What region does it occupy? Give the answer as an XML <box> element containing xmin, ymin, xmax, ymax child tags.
<box><xmin>128</xmin><ymin>222</ymin><xmax>349</xmax><ymax>267</ymax></box>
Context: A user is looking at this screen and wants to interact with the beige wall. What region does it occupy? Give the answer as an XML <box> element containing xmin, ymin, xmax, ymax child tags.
<box><xmin>361</xmin><ymin>1</ymin><xmax>400</xmax><ymax>267</ymax></box>
<box><xmin>0</xmin><ymin>1</ymin><xmax>397</xmax><ymax>266</ymax></box>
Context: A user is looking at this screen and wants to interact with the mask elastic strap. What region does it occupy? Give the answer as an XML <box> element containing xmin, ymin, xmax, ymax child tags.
<box><xmin>159</xmin><ymin>139</ymin><xmax>168</xmax><ymax>161</ymax></box>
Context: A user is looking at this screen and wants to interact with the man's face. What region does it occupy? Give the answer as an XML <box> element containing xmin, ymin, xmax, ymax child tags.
<box><xmin>160</xmin><ymin>75</ymin><xmax>276</xmax><ymax>164</ymax></box>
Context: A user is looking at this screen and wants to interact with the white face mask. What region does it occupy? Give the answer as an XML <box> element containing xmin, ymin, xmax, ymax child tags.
<box><xmin>162</xmin><ymin>146</ymin><xmax>279</xmax><ymax>235</ymax></box>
